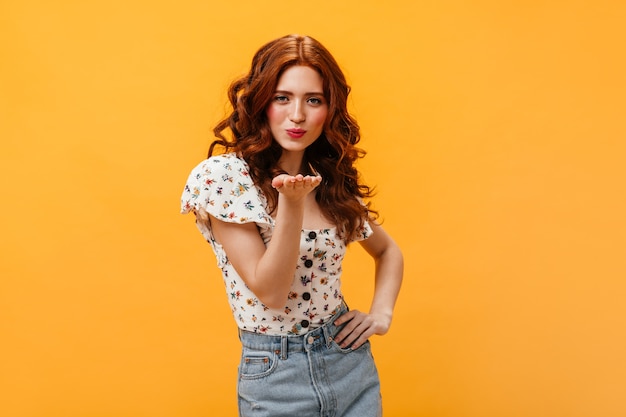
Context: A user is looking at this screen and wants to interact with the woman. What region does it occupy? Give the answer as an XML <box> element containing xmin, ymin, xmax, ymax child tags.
<box><xmin>181</xmin><ymin>34</ymin><xmax>403</xmax><ymax>417</ymax></box>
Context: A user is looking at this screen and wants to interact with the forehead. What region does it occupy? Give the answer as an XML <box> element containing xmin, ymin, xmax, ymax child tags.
<box><xmin>276</xmin><ymin>65</ymin><xmax>324</xmax><ymax>92</ymax></box>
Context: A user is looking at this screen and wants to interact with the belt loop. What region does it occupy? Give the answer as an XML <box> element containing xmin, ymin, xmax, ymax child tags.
<box><xmin>280</xmin><ymin>336</ymin><xmax>288</xmax><ymax>360</ymax></box>
<box><xmin>323</xmin><ymin>324</ymin><xmax>332</xmax><ymax>348</ymax></box>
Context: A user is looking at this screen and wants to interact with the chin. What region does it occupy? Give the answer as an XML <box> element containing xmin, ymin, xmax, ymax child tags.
<box><xmin>277</xmin><ymin>141</ymin><xmax>313</xmax><ymax>152</ymax></box>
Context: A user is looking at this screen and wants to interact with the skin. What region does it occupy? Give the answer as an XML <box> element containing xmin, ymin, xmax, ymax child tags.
<box><xmin>209</xmin><ymin>65</ymin><xmax>403</xmax><ymax>350</ymax></box>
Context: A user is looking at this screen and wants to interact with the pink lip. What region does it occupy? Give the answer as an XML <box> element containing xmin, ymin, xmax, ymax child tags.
<box><xmin>286</xmin><ymin>128</ymin><xmax>306</xmax><ymax>138</ymax></box>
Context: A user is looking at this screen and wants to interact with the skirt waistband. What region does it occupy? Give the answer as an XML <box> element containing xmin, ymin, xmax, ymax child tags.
<box><xmin>238</xmin><ymin>302</ymin><xmax>349</xmax><ymax>360</ymax></box>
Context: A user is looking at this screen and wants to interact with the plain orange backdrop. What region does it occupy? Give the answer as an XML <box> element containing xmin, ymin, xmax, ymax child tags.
<box><xmin>1</xmin><ymin>1</ymin><xmax>625</xmax><ymax>416</ymax></box>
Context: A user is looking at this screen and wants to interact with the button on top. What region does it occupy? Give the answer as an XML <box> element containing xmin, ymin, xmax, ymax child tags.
<box><xmin>307</xmin><ymin>336</ymin><xmax>315</xmax><ymax>344</ymax></box>
<box><xmin>308</xmin><ymin>231</ymin><xmax>317</xmax><ymax>239</ymax></box>
<box><xmin>301</xmin><ymin>319</ymin><xmax>310</xmax><ymax>328</ymax></box>
<box><xmin>304</xmin><ymin>259</ymin><xmax>313</xmax><ymax>268</ymax></box>
<box><xmin>302</xmin><ymin>292</ymin><xmax>311</xmax><ymax>301</ymax></box>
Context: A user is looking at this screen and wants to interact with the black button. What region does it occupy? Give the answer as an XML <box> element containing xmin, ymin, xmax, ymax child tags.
<box><xmin>301</xmin><ymin>320</ymin><xmax>309</xmax><ymax>328</ymax></box>
<box><xmin>308</xmin><ymin>231</ymin><xmax>317</xmax><ymax>239</ymax></box>
<box><xmin>304</xmin><ymin>259</ymin><xmax>313</xmax><ymax>268</ymax></box>
<box><xmin>302</xmin><ymin>292</ymin><xmax>311</xmax><ymax>301</ymax></box>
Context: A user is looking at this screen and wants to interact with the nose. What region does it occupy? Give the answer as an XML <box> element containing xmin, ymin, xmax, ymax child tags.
<box><xmin>289</xmin><ymin>100</ymin><xmax>305</xmax><ymax>123</ymax></box>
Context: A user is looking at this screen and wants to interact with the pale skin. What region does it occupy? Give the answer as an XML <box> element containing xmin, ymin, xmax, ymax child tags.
<box><xmin>209</xmin><ymin>65</ymin><xmax>403</xmax><ymax>350</ymax></box>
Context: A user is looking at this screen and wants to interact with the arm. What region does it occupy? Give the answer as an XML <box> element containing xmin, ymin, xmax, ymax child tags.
<box><xmin>333</xmin><ymin>222</ymin><xmax>404</xmax><ymax>349</ymax></box>
<box><xmin>209</xmin><ymin>174</ymin><xmax>321</xmax><ymax>309</ymax></box>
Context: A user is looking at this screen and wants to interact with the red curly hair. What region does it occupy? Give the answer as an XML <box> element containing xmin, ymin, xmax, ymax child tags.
<box><xmin>209</xmin><ymin>34</ymin><xmax>377</xmax><ymax>242</ymax></box>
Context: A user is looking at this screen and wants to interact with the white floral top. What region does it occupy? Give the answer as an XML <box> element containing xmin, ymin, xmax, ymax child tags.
<box><xmin>181</xmin><ymin>153</ymin><xmax>372</xmax><ymax>335</ymax></box>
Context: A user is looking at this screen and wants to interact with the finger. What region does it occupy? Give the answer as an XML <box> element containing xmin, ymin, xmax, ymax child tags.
<box><xmin>339</xmin><ymin>320</ymin><xmax>369</xmax><ymax>348</ymax></box>
<box><xmin>281</xmin><ymin>175</ymin><xmax>298</xmax><ymax>189</ymax></box>
<box><xmin>272</xmin><ymin>174</ymin><xmax>299</xmax><ymax>188</ymax></box>
<box><xmin>286</xmin><ymin>175</ymin><xmax>304</xmax><ymax>189</ymax></box>
<box><xmin>271</xmin><ymin>174</ymin><xmax>287</xmax><ymax>189</ymax></box>
<box><xmin>333</xmin><ymin>310</ymin><xmax>356</xmax><ymax>326</ymax></box>
<box><xmin>309</xmin><ymin>175</ymin><xmax>322</xmax><ymax>188</ymax></box>
<box><xmin>348</xmin><ymin>327</ymin><xmax>374</xmax><ymax>350</ymax></box>
<box><xmin>333</xmin><ymin>311</ymin><xmax>360</xmax><ymax>344</ymax></box>
<box><xmin>338</xmin><ymin>314</ymin><xmax>378</xmax><ymax>348</ymax></box>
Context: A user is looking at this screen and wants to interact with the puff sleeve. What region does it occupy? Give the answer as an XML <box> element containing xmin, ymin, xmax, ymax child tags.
<box><xmin>181</xmin><ymin>154</ymin><xmax>274</xmax><ymax>245</ymax></box>
<box><xmin>352</xmin><ymin>220</ymin><xmax>373</xmax><ymax>242</ymax></box>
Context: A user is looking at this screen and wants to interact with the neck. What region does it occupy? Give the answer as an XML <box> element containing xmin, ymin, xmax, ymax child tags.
<box><xmin>278</xmin><ymin>151</ymin><xmax>305</xmax><ymax>175</ymax></box>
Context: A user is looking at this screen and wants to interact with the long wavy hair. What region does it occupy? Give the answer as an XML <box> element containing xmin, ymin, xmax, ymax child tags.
<box><xmin>209</xmin><ymin>34</ymin><xmax>377</xmax><ymax>242</ymax></box>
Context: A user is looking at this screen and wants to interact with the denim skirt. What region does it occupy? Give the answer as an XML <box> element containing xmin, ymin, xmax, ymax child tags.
<box><xmin>237</xmin><ymin>303</ymin><xmax>382</xmax><ymax>417</ymax></box>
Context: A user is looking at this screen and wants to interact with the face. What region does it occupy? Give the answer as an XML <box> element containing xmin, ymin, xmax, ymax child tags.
<box><xmin>266</xmin><ymin>65</ymin><xmax>328</xmax><ymax>159</ymax></box>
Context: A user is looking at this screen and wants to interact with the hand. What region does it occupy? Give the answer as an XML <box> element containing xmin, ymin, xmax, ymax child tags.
<box><xmin>271</xmin><ymin>174</ymin><xmax>322</xmax><ymax>200</ymax></box>
<box><xmin>332</xmin><ymin>310</ymin><xmax>392</xmax><ymax>350</ymax></box>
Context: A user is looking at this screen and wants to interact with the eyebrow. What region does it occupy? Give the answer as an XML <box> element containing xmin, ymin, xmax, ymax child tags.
<box><xmin>274</xmin><ymin>90</ymin><xmax>324</xmax><ymax>96</ymax></box>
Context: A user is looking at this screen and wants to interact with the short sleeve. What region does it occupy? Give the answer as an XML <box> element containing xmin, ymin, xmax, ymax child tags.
<box><xmin>349</xmin><ymin>197</ymin><xmax>374</xmax><ymax>242</ymax></box>
<box><xmin>351</xmin><ymin>219</ymin><xmax>373</xmax><ymax>242</ymax></box>
<box><xmin>180</xmin><ymin>154</ymin><xmax>273</xmax><ymax>243</ymax></box>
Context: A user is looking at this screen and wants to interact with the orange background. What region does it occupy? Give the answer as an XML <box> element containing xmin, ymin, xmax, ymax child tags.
<box><xmin>1</xmin><ymin>1</ymin><xmax>625</xmax><ymax>416</ymax></box>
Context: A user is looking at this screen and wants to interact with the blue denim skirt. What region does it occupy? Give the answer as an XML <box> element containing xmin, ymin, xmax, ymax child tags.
<box><xmin>237</xmin><ymin>303</ymin><xmax>382</xmax><ymax>417</ymax></box>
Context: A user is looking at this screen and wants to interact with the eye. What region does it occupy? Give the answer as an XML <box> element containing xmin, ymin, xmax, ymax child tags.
<box><xmin>307</xmin><ymin>97</ymin><xmax>324</xmax><ymax>106</ymax></box>
<box><xmin>273</xmin><ymin>95</ymin><xmax>289</xmax><ymax>103</ymax></box>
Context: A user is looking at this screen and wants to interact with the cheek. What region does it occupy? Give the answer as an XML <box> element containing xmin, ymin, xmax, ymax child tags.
<box><xmin>310</xmin><ymin>108</ymin><xmax>329</xmax><ymax>128</ymax></box>
<box><xmin>266</xmin><ymin>104</ymin><xmax>282</xmax><ymax>125</ymax></box>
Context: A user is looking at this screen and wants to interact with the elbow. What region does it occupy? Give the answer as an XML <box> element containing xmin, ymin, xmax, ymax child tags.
<box><xmin>246</xmin><ymin>269</ymin><xmax>293</xmax><ymax>310</ymax></box>
<box><xmin>258</xmin><ymin>294</ymin><xmax>286</xmax><ymax>310</ymax></box>
<box><xmin>250</xmin><ymin>285</ymin><xmax>288</xmax><ymax>310</ymax></box>
<box><xmin>265</xmin><ymin>301</ymin><xmax>285</xmax><ymax>310</ymax></box>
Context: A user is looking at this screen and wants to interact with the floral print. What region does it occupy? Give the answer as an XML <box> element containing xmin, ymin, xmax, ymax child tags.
<box><xmin>181</xmin><ymin>153</ymin><xmax>372</xmax><ymax>336</ymax></box>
